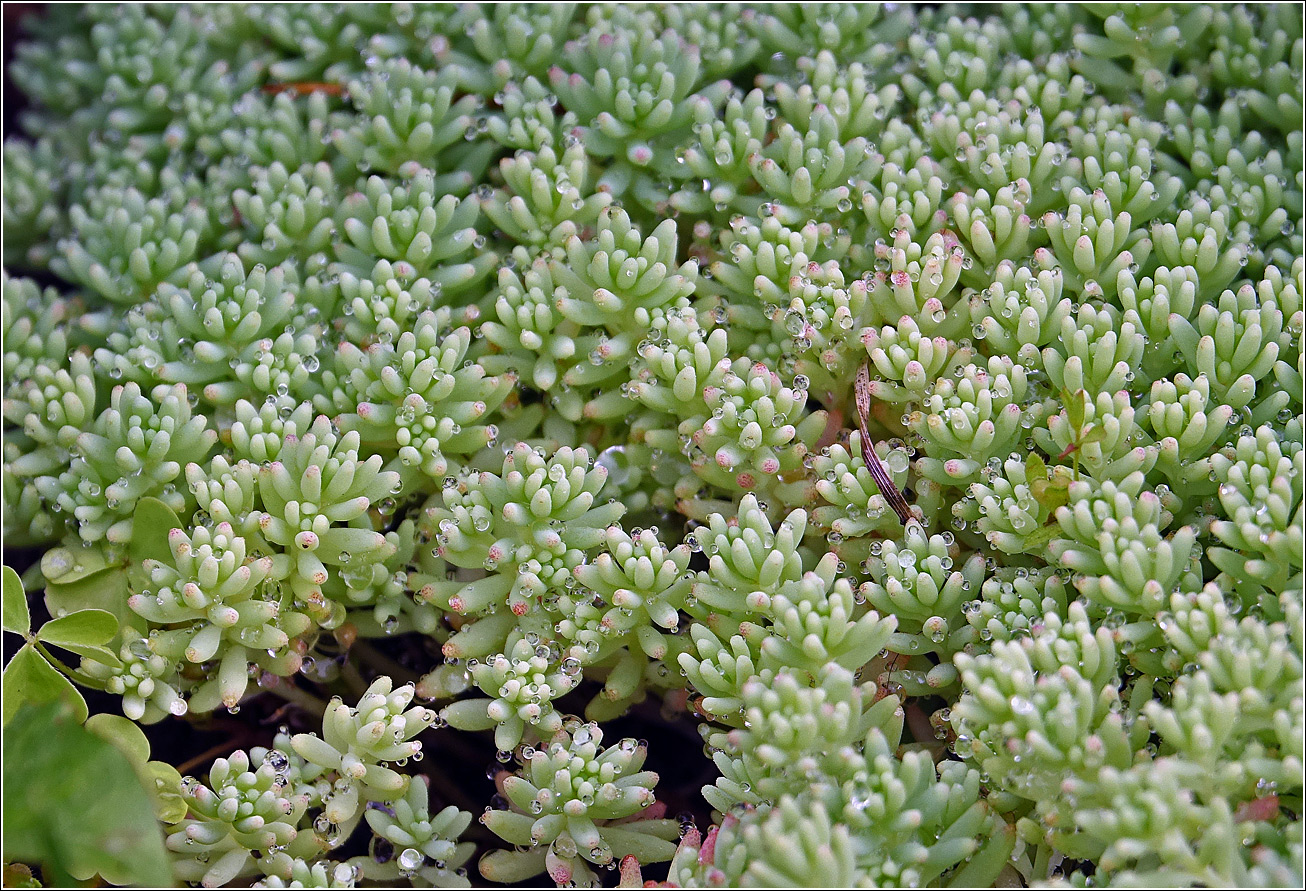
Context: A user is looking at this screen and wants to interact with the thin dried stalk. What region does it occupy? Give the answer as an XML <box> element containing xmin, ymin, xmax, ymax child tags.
<box><xmin>855</xmin><ymin>361</ymin><xmax>915</xmax><ymax>526</ymax></box>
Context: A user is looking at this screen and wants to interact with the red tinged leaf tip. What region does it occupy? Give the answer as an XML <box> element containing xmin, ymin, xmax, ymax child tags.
<box><xmin>698</xmin><ymin>825</ymin><xmax>719</xmax><ymax>866</ymax></box>
<box><xmin>261</xmin><ymin>81</ymin><xmax>345</xmax><ymax>96</ymax></box>
<box><xmin>547</xmin><ymin>859</ymin><xmax>572</xmax><ymax>884</ymax></box>
<box><xmin>1234</xmin><ymin>795</ymin><xmax>1280</xmax><ymax>823</ymax></box>
<box><xmin>333</xmin><ymin>622</ymin><xmax>358</xmax><ymax>650</ymax></box>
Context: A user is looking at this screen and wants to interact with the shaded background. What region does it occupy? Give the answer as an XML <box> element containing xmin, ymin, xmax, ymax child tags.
<box><xmin>3</xmin><ymin>4</ymin><xmax>42</xmax><ymax>139</ymax></box>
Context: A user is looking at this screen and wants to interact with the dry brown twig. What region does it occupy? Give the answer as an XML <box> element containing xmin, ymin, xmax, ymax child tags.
<box><xmin>854</xmin><ymin>361</ymin><xmax>917</xmax><ymax>526</ymax></box>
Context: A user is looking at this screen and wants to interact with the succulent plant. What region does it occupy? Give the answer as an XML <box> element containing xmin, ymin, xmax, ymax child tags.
<box><xmin>3</xmin><ymin>4</ymin><xmax>1301</xmax><ymax>888</ymax></box>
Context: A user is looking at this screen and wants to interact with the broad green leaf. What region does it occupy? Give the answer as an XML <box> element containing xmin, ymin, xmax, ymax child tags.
<box><xmin>129</xmin><ymin>497</ymin><xmax>182</xmax><ymax>565</ymax></box>
<box><xmin>1022</xmin><ymin>522</ymin><xmax>1064</xmax><ymax>555</ymax></box>
<box><xmin>1061</xmin><ymin>388</ymin><xmax>1085</xmax><ymax>430</ymax></box>
<box><xmin>1025</xmin><ymin>452</ymin><xmax>1046</xmax><ymax>483</ymax></box>
<box><xmin>38</xmin><ymin>608</ymin><xmax>118</xmax><ymax>648</ymax></box>
<box><xmin>145</xmin><ymin>760</ymin><xmax>189</xmax><ymax>824</ymax></box>
<box><xmin>42</xmin><ymin>546</ymin><xmax>132</xmax><ymax>627</ymax></box>
<box><xmin>2</xmin><ymin>701</ymin><xmax>173</xmax><ymax>887</ymax></box>
<box><xmin>85</xmin><ymin>712</ymin><xmax>152</xmax><ymax>765</ymax></box>
<box><xmin>36</xmin><ymin>608</ymin><xmax>122</xmax><ymax>668</ymax></box>
<box><xmin>36</xmin><ymin>639</ymin><xmax>122</xmax><ymax>668</ymax></box>
<box><xmin>41</xmin><ymin>546</ymin><xmax>113</xmax><ymax>584</ymax></box>
<box><xmin>2</xmin><ymin>643</ymin><xmax>87</xmax><ymax>725</ymax></box>
<box><xmin>86</xmin><ymin>713</ymin><xmax>188</xmax><ymax>823</ymax></box>
<box><xmin>2</xmin><ymin>564</ymin><xmax>29</xmax><ymax>636</ymax></box>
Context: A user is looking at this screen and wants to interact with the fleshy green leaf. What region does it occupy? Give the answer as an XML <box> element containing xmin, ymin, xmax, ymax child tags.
<box><xmin>2</xmin><ymin>564</ymin><xmax>29</xmax><ymax>636</ymax></box>
<box><xmin>1079</xmin><ymin>425</ymin><xmax>1108</xmax><ymax>446</ymax></box>
<box><xmin>2</xmin><ymin>701</ymin><xmax>173</xmax><ymax>886</ymax></box>
<box><xmin>2</xmin><ymin>643</ymin><xmax>87</xmax><ymax>725</ymax></box>
<box><xmin>479</xmin><ymin>848</ymin><xmax>550</xmax><ymax>884</ymax></box>
<box><xmin>129</xmin><ymin>497</ymin><xmax>182</xmax><ymax>565</ymax></box>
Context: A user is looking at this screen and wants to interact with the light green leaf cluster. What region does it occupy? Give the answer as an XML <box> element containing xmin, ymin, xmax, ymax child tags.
<box><xmin>130</xmin><ymin>520</ymin><xmax>311</xmax><ymax>711</ymax></box>
<box><xmin>288</xmin><ymin>676</ymin><xmax>439</xmax><ymax>833</ymax></box>
<box><xmin>2</xmin><ymin>3</ymin><xmax>1301</xmax><ymax>888</ymax></box>
<box><xmin>40</xmin><ymin>381</ymin><xmax>217</xmax><ymax>544</ymax></box>
<box><xmin>166</xmin><ymin>748</ymin><xmax>310</xmax><ymax>887</ymax></box>
<box><xmin>479</xmin><ymin>722</ymin><xmax>678</xmax><ymax>886</ymax></box>
<box><xmin>359</xmin><ymin>774</ymin><xmax>474</xmax><ymax>886</ymax></box>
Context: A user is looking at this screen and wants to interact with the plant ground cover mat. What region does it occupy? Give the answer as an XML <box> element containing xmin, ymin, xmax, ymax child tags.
<box><xmin>1</xmin><ymin>3</ymin><xmax>1303</xmax><ymax>887</ymax></box>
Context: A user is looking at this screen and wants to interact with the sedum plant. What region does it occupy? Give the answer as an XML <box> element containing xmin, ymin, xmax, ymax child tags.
<box><xmin>2</xmin><ymin>3</ymin><xmax>1302</xmax><ymax>889</ymax></box>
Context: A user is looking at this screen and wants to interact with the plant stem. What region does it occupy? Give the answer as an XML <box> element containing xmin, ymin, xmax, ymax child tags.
<box><xmin>351</xmin><ymin>639</ymin><xmax>421</xmax><ymax>684</ymax></box>
<box><xmin>33</xmin><ymin>640</ymin><xmax>109</xmax><ymax>691</ymax></box>
<box><xmin>261</xmin><ymin>675</ymin><xmax>330</xmax><ymax>716</ymax></box>
<box><xmin>338</xmin><ymin>656</ymin><xmax>369</xmax><ymax>696</ymax></box>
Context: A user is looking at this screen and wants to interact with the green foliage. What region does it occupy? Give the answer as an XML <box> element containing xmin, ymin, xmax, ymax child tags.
<box><xmin>2</xmin><ymin>565</ymin><xmax>118</xmax><ymax>724</ymax></box>
<box><xmin>3</xmin><ymin>702</ymin><xmax>172</xmax><ymax>886</ymax></box>
<box><xmin>479</xmin><ymin>722</ymin><xmax>678</xmax><ymax>886</ymax></box>
<box><xmin>361</xmin><ymin>775</ymin><xmax>474</xmax><ymax>885</ymax></box>
<box><xmin>2</xmin><ymin>3</ymin><xmax>1302</xmax><ymax>888</ymax></box>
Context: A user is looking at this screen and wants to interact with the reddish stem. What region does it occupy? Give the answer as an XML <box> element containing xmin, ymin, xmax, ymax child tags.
<box><xmin>261</xmin><ymin>81</ymin><xmax>346</xmax><ymax>96</ymax></box>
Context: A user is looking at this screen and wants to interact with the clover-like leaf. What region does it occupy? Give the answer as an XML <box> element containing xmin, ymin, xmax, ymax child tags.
<box><xmin>1061</xmin><ymin>387</ymin><xmax>1087</xmax><ymax>430</ymax></box>
<box><xmin>2</xmin><ymin>701</ymin><xmax>173</xmax><ymax>886</ymax></box>
<box><xmin>85</xmin><ymin>712</ymin><xmax>151</xmax><ymax>764</ymax></box>
<box><xmin>41</xmin><ymin>547</ymin><xmax>132</xmax><ymax>626</ymax></box>
<box><xmin>86</xmin><ymin>713</ymin><xmax>187</xmax><ymax>823</ymax></box>
<box><xmin>128</xmin><ymin>497</ymin><xmax>182</xmax><ymax>565</ymax></box>
<box><xmin>38</xmin><ymin>608</ymin><xmax>118</xmax><ymax>644</ymax></box>
<box><xmin>142</xmin><ymin>760</ymin><xmax>188</xmax><ymax>824</ymax></box>
<box><xmin>2</xmin><ymin>564</ymin><xmax>28</xmax><ymax>636</ymax></box>
<box><xmin>36</xmin><ymin>609</ymin><xmax>120</xmax><ymax>665</ymax></box>
<box><xmin>2</xmin><ymin>643</ymin><xmax>87</xmax><ymax>725</ymax></box>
